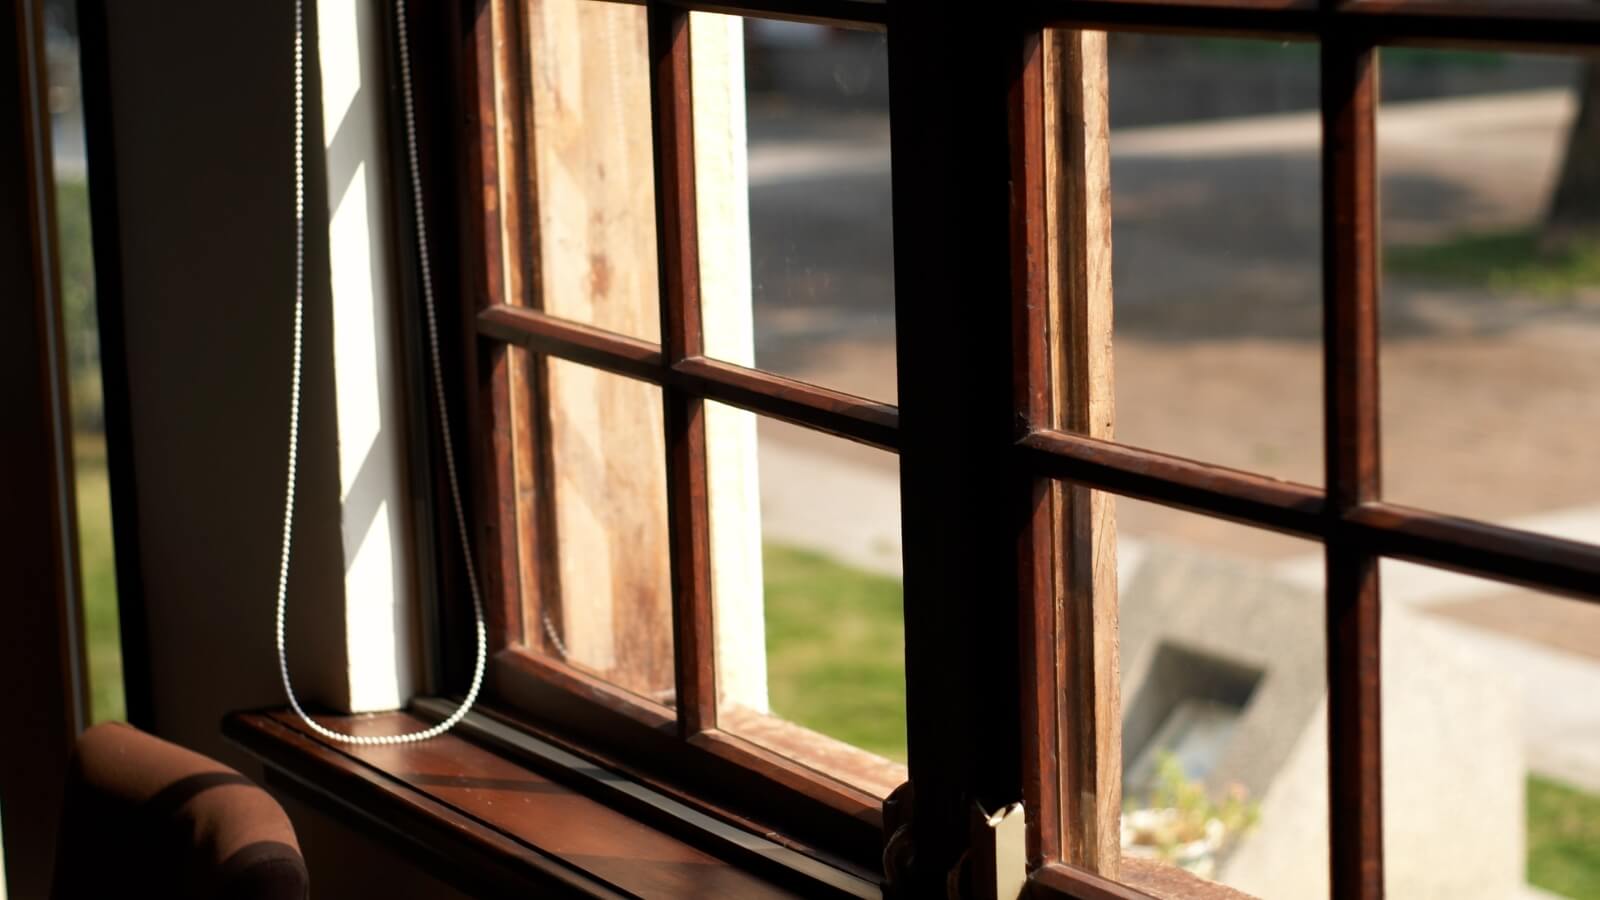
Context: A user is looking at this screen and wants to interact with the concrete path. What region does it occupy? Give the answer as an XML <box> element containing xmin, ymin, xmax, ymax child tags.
<box><xmin>756</xmin><ymin>432</ymin><xmax>902</xmax><ymax>578</ymax></box>
<box><xmin>760</xmin><ymin>407</ymin><xmax>1600</xmax><ymax>799</ymax></box>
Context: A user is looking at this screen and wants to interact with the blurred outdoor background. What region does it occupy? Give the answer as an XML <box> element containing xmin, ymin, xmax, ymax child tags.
<box><xmin>33</xmin><ymin>5</ymin><xmax>1600</xmax><ymax>898</ymax></box>
<box><xmin>41</xmin><ymin>0</ymin><xmax>123</xmax><ymax>729</ymax></box>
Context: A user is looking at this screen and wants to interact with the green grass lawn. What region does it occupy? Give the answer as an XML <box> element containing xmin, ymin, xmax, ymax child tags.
<box><xmin>761</xmin><ymin>545</ymin><xmax>907</xmax><ymax>762</ymax></box>
<box><xmin>1529</xmin><ymin>775</ymin><xmax>1600</xmax><ymax>899</ymax></box>
<box><xmin>1387</xmin><ymin>228</ymin><xmax>1600</xmax><ymax>297</ymax></box>
<box><xmin>75</xmin><ymin>435</ymin><xmax>124</xmax><ymax>724</ymax></box>
<box><xmin>58</xmin><ymin>175</ymin><xmax>126</xmax><ymax>725</ymax></box>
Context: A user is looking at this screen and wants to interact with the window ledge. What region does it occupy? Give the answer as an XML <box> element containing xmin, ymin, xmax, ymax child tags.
<box><xmin>1031</xmin><ymin>860</ymin><xmax>1258</xmax><ymax>900</ymax></box>
<box><xmin>223</xmin><ymin>707</ymin><xmax>881</xmax><ymax>900</ymax></box>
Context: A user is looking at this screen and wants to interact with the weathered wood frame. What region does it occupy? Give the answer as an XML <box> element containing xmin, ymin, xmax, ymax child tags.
<box><xmin>435</xmin><ymin>0</ymin><xmax>1600</xmax><ymax>895</ymax></box>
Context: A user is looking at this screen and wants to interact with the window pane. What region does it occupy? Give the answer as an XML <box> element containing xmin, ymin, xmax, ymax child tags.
<box><xmin>692</xmin><ymin>13</ymin><xmax>896</xmax><ymax>405</ymax></box>
<box><xmin>523</xmin><ymin>0</ymin><xmax>660</xmax><ymax>341</ymax></box>
<box><xmin>1379</xmin><ymin>48</ymin><xmax>1600</xmax><ymax>547</ymax></box>
<box><xmin>48</xmin><ymin>0</ymin><xmax>123</xmax><ymax>724</ymax></box>
<box><xmin>1113</xmin><ymin>497</ymin><xmax>1328</xmax><ymax>899</ymax></box>
<box><xmin>1060</xmin><ymin>32</ymin><xmax>1321</xmax><ymax>486</ymax></box>
<box><xmin>527</xmin><ymin>355</ymin><xmax>675</xmax><ymax>705</ymax></box>
<box><xmin>1380</xmin><ymin>569</ymin><xmax>1600</xmax><ymax>898</ymax></box>
<box><xmin>706</xmin><ymin>403</ymin><xmax>905</xmax><ymax>796</ymax></box>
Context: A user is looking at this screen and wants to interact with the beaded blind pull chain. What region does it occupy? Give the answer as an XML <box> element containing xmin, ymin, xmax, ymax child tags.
<box><xmin>274</xmin><ymin>0</ymin><xmax>487</xmax><ymax>745</ymax></box>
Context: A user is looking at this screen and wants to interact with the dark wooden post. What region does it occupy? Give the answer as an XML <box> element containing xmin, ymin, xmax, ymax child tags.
<box><xmin>887</xmin><ymin>7</ymin><xmax>1029</xmax><ymax>892</ymax></box>
<box><xmin>0</xmin><ymin>0</ymin><xmax>89</xmax><ymax>895</ymax></box>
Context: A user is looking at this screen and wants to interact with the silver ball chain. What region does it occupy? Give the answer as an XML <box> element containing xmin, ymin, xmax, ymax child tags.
<box><xmin>275</xmin><ymin>0</ymin><xmax>487</xmax><ymax>745</ymax></box>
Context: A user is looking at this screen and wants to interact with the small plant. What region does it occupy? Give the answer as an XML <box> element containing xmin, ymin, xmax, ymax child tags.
<box><xmin>1122</xmin><ymin>753</ymin><xmax>1260</xmax><ymax>879</ymax></box>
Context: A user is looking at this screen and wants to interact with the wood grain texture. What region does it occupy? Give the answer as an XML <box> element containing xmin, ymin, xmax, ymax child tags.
<box><xmin>718</xmin><ymin>706</ymin><xmax>908</xmax><ymax>800</ymax></box>
<box><xmin>1348</xmin><ymin>503</ymin><xmax>1600</xmax><ymax>604</ymax></box>
<box><xmin>489</xmin><ymin>0</ymin><xmax>558</xmax><ymax>666</ymax></box>
<box><xmin>1019</xmin><ymin>430</ymin><xmax>1326</xmax><ymax>538</ymax></box>
<box><xmin>1045</xmin><ymin>28</ymin><xmax>1120</xmax><ymax>878</ymax></box>
<box><xmin>1020</xmin><ymin>425</ymin><xmax>1600</xmax><ymax>609</ymax></box>
<box><xmin>1321</xmin><ymin>35</ymin><xmax>1384</xmax><ymax>900</ymax></box>
<box><xmin>1030</xmin><ymin>859</ymin><xmax>1256</xmax><ymax>900</ymax></box>
<box><xmin>227</xmin><ymin>711</ymin><xmax>812</xmax><ymax>899</ymax></box>
<box><xmin>411</xmin><ymin>698</ymin><xmax>882</xmax><ymax>899</ymax></box>
<box><xmin>459</xmin><ymin>0</ymin><xmax>524</xmax><ymax>652</ymax></box>
<box><xmin>477</xmin><ymin>305</ymin><xmax>900</xmax><ymax>449</ymax></box>
<box><xmin>521</xmin><ymin>0</ymin><xmax>676</xmax><ymax>698</ymax></box>
<box><xmin>494</xmin><ymin>644</ymin><xmax>679</xmax><ymax>733</ymax></box>
<box><xmin>478</xmin><ymin>305</ymin><xmax>666</xmax><ymax>379</ymax></box>
<box><xmin>477</xmin><ymin>662</ymin><xmax>889</xmax><ymax>866</ymax></box>
<box><xmin>650</xmin><ymin>3</ymin><xmax>718</xmax><ymax>735</ymax></box>
<box><xmin>1012</xmin><ymin>26</ymin><xmax>1059</xmax><ymax>871</ymax></box>
<box><xmin>673</xmin><ymin>356</ymin><xmax>899</xmax><ymax>451</ymax></box>
<box><xmin>1030</xmin><ymin>861</ymin><xmax>1156</xmax><ymax>900</ymax></box>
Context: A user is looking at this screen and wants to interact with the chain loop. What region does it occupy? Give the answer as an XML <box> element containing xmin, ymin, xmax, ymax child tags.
<box><xmin>275</xmin><ymin>0</ymin><xmax>487</xmax><ymax>745</ymax></box>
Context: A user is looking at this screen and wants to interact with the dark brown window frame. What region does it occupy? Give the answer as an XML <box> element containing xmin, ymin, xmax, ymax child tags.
<box><xmin>432</xmin><ymin>1</ymin><xmax>1600</xmax><ymax>897</ymax></box>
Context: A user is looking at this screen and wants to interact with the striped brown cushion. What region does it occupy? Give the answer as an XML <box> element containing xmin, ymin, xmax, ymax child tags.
<box><xmin>51</xmin><ymin>722</ymin><xmax>307</xmax><ymax>900</ymax></box>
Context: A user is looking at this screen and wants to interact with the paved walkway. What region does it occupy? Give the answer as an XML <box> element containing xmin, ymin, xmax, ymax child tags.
<box><xmin>1271</xmin><ymin>505</ymin><xmax>1600</xmax><ymax>795</ymax></box>
<box><xmin>763</xmin><ymin>401</ymin><xmax>1600</xmax><ymax>794</ymax></box>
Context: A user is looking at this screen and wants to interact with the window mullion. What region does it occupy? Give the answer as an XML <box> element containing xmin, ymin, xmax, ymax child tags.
<box><xmin>649</xmin><ymin>3</ymin><xmax>718</xmax><ymax>737</ymax></box>
<box><xmin>464</xmin><ymin>0</ymin><xmax>527</xmax><ymax>655</ymax></box>
<box><xmin>887</xmin><ymin>7</ymin><xmax>1033</xmax><ymax>891</ymax></box>
<box><xmin>1321</xmin><ymin>29</ymin><xmax>1384</xmax><ymax>900</ymax></box>
<box><xmin>1042</xmin><ymin>27</ymin><xmax>1120</xmax><ymax>878</ymax></box>
<box><xmin>1013</xmin><ymin>25</ymin><xmax>1062</xmax><ymax>872</ymax></box>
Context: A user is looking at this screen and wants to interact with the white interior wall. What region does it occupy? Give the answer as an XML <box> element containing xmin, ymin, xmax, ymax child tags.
<box><xmin>107</xmin><ymin>0</ymin><xmax>416</xmax><ymax>756</ymax></box>
<box><xmin>96</xmin><ymin>0</ymin><xmax>435</xmax><ymax>895</ymax></box>
<box><xmin>318</xmin><ymin>0</ymin><xmax>417</xmax><ymax>713</ymax></box>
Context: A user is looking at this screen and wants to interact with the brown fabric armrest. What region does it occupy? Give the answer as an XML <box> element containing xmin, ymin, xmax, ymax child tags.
<box><xmin>52</xmin><ymin>722</ymin><xmax>307</xmax><ymax>900</ymax></box>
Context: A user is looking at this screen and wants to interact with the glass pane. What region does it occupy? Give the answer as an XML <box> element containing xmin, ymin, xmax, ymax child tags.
<box><xmin>47</xmin><ymin>0</ymin><xmax>122</xmax><ymax>724</ymax></box>
<box><xmin>1379</xmin><ymin>48</ymin><xmax>1600</xmax><ymax>547</ymax></box>
<box><xmin>523</xmin><ymin>0</ymin><xmax>659</xmax><ymax>341</ymax></box>
<box><xmin>1114</xmin><ymin>497</ymin><xmax>1328</xmax><ymax>899</ymax></box>
<box><xmin>1071</xmin><ymin>32</ymin><xmax>1321</xmax><ymax>485</ymax></box>
<box><xmin>692</xmin><ymin>13</ymin><xmax>896</xmax><ymax>404</ymax></box>
<box><xmin>706</xmin><ymin>403</ymin><xmax>905</xmax><ymax>797</ymax></box>
<box><xmin>529</xmin><ymin>355</ymin><xmax>674</xmax><ymax>705</ymax></box>
<box><xmin>1380</xmin><ymin>569</ymin><xmax>1600</xmax><ymax>898</ymax></box>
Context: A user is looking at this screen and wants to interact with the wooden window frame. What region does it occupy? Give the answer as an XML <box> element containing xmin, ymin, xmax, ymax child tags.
<box><xmin>447</xmin><ymin>0</ymin><xmax>899</xmax><ymax>872</ymax></box>
<box><xmin>415</xmin><ymin>0</ymin><xmax>1600</xmax><ymax>896</ymax></box>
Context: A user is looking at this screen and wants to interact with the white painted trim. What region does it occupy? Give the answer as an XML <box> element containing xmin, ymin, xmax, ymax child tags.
<box><xmin>692</xmin><ymin>13</ymin><xmax>770</xmax><ymax>714</ymax></box>
<box><xmin>318</xmin><ymin>0</ymin><xmax>416</xmax><ymax>713</ymax></box>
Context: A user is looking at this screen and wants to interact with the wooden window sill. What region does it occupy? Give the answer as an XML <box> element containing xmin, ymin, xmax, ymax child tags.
<box><xmin>1031</xmin><ymin>861</ymin><xmax>1257</xmax><ymax>900</ymax></box>
<box><xmin>224</xmin><ymin>706</ymin><xmax>881</xmax><ymax>899</ymax></box>
<box><xmin>225</xmin><ymin>706</ymin><xmax>1251</xmax><ymax>900</ymax></box>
